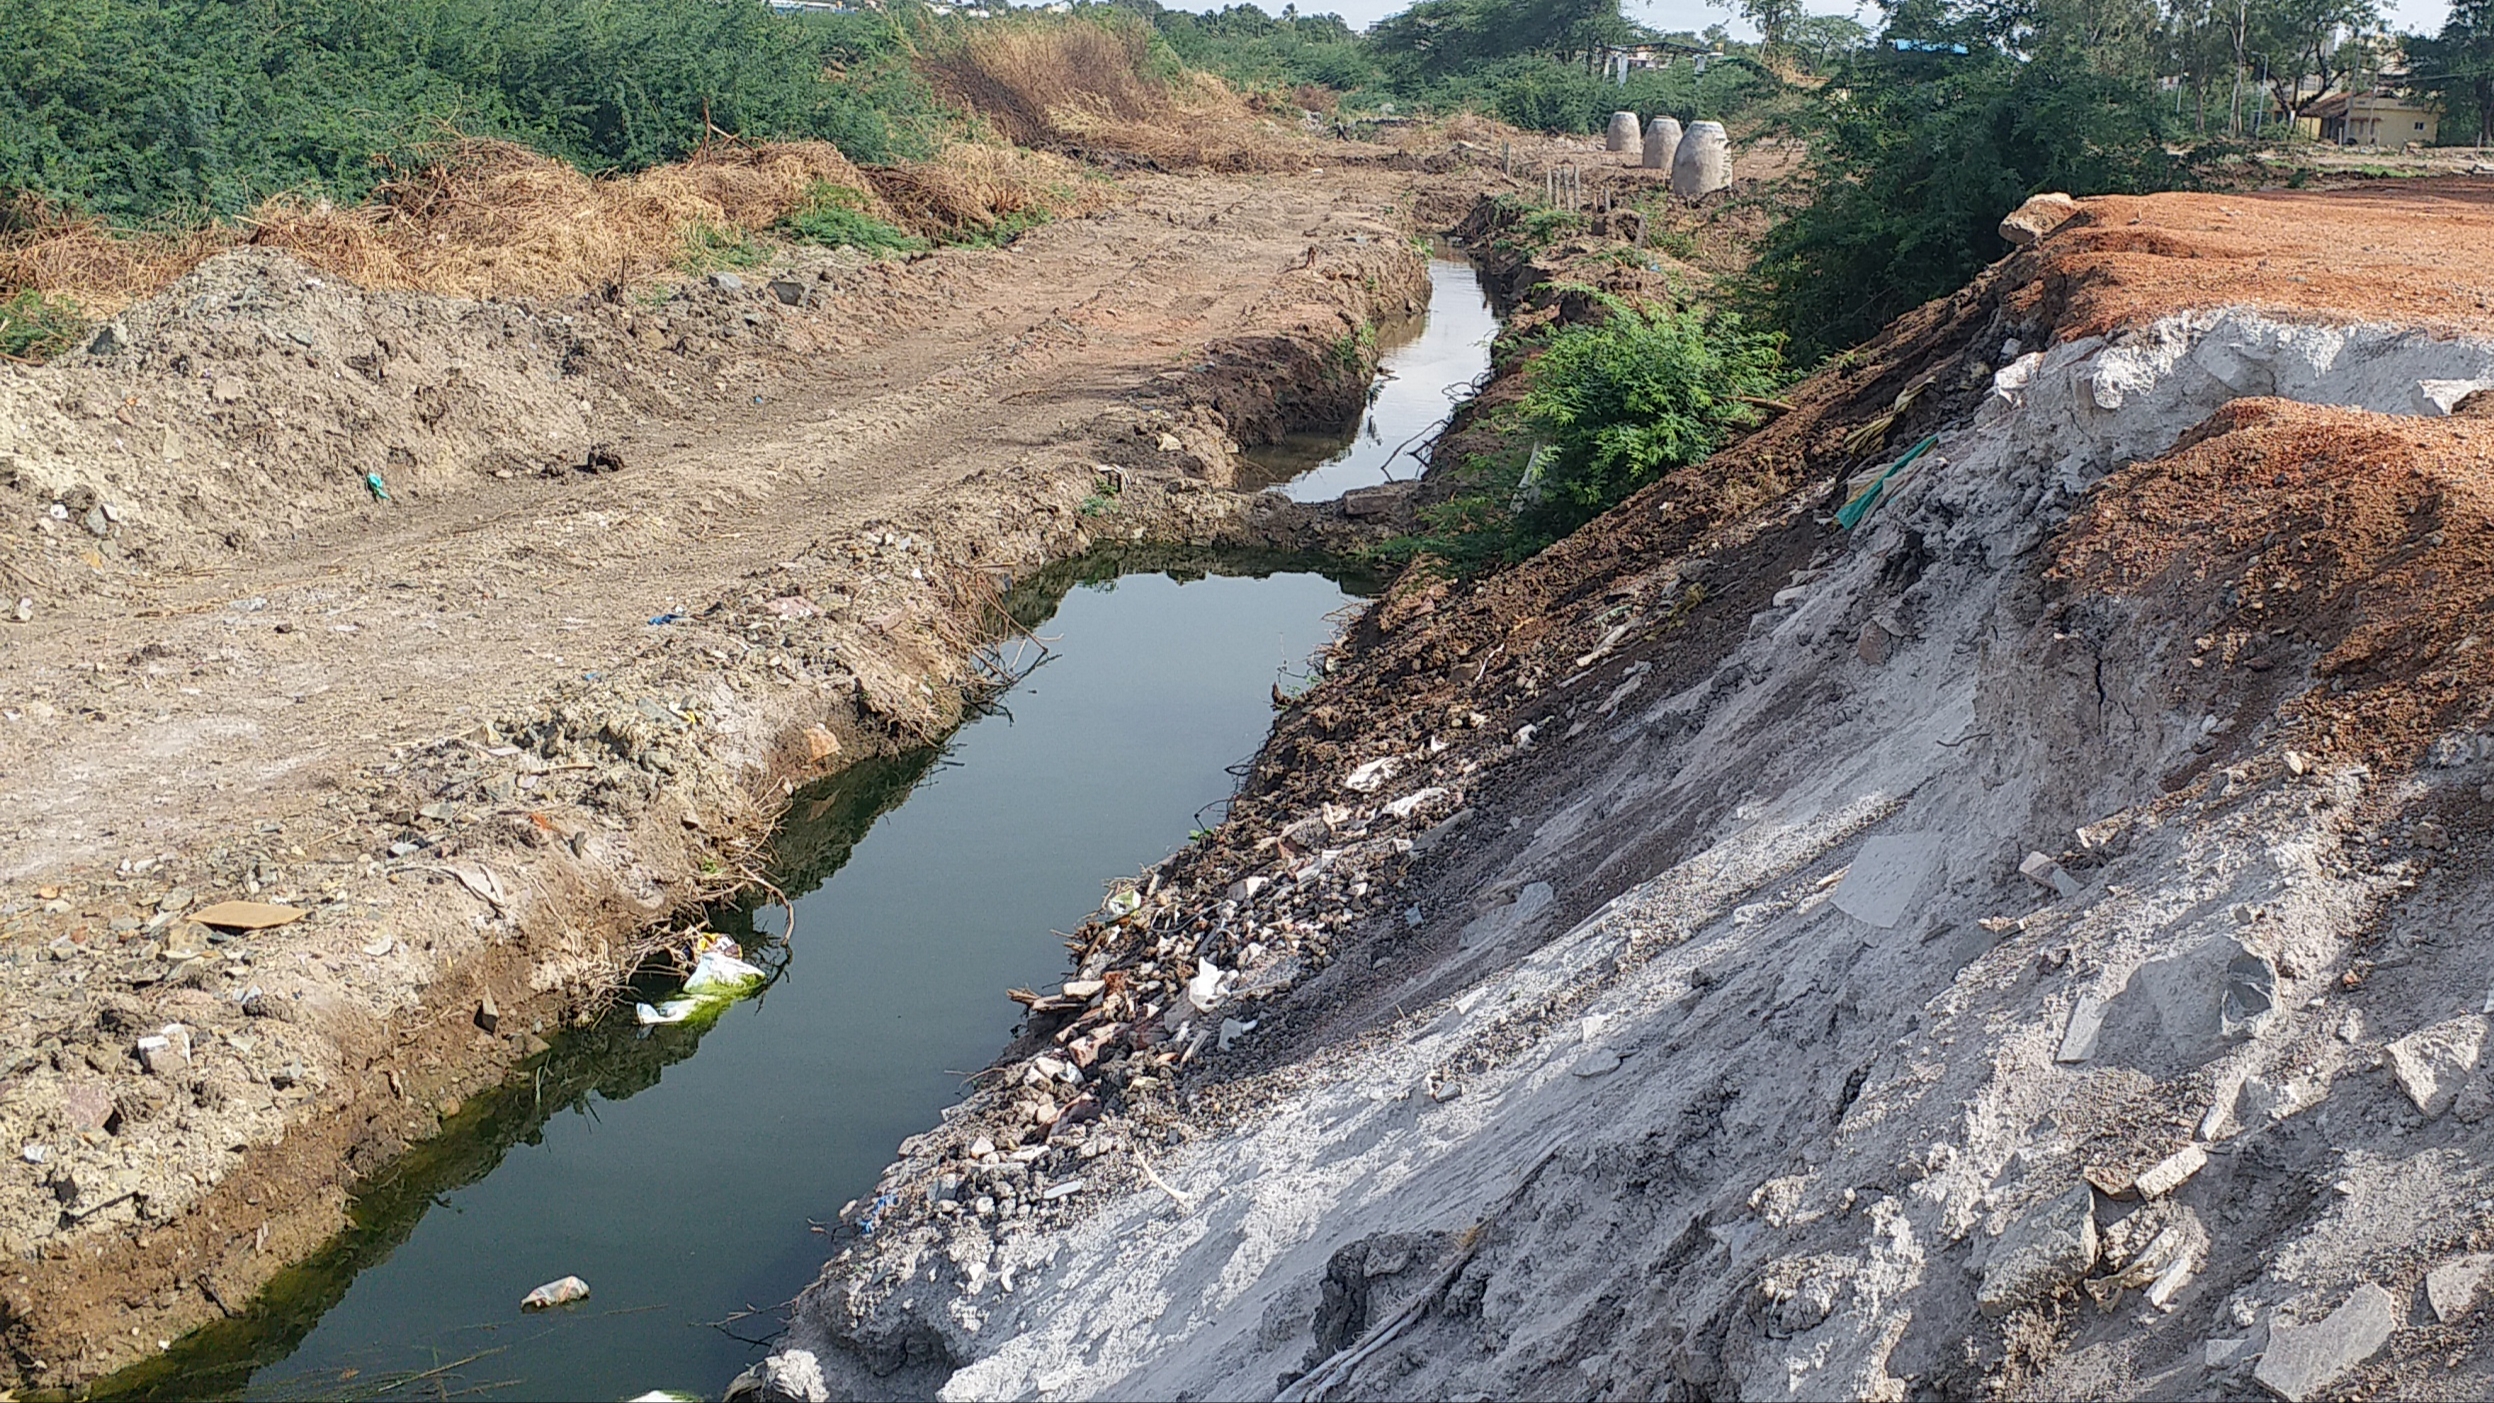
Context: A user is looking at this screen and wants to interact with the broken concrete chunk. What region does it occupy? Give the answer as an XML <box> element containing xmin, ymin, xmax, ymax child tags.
<box><xmin>2253</xmin><ymin>1283</ymin><xmax>2395</xmax><ymax>1402</ymax></box>
<box><xmin>2426</xmin><ymin>1254</ymin><xmax>2494</xmax><ymax>1323</ymax></box>
<box><xmin>1832</xmin><ymin>832</ymin><xmax>1942</xmax><ymax>930</ymax></box>
<box><xmin>2019</xmin><ymin>851</ymin><xmax>2082</xmax><ymax>900</ymax></box>
<box><xmin>2205</xmin><ymin>1335</ymin><xmax>2257</xmax><ymax>1371</ymax></box>
<box><xmin>2221</xmin><ymin>950</ymin><xmax>2278</xmax><ymax>1041</ymax></box>
<box><xmin>724</xmin><ymin>1349</ymin><xmax>830</xmax><ymax>1403</ymax></box>
<box><xmin>2056</xmin><ymin>995</ymin><xmax>2108</xmax><ymax>1064</ymax></box>
<box><xmin>2132</xmin><ymin>1144</ymin><xmax>2208</xmax><ymax>1200</ymax></box>
<box><xmin>1977</xmin><ymin>1184</ymin><xmax>2097</xmax><ymax>1317</ymax></box>
<box><xmin>2385</xmin><ymin>1015</ymin><xmax>2491</xmax><ymax>1118</ymax></box>
<box><xmin>135</xmin><ymin>1023</ymin><xmax>192</xmax><ymax>1075</ymax></box>
<box><xmin>1998</xmin><ymin>192</ymin><xmax>2081</xmax><ymax>246</ymax></box>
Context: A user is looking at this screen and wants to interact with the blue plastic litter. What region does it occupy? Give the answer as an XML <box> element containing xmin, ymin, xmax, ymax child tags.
<box><xmin>1837</xmin><ymin>434</ymin><xmax>1938</xmax><ymax>530</ymax></box>
<box><xmin>648</xmin><ymin>612</ymin><xmax>687</xmax><ymax>626</ymax></box>
<box><xmin>365</xmin><ymin>471</ymin><xmax>390</xmax><ymax>502</ymax></box>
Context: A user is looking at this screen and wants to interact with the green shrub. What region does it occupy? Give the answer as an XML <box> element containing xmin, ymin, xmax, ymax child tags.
<box><xmin>1380</xmin><ymin>297</ymin><xmax>1784</xmax><ymax>571</ymax></box>
<box><xmin>778</xmin><ymin>183</ymin><xmax>926</xmax><ymax>255</ymax></box>
<box><xmin>0</xmin><ymin>0</ymin><xmax>945</xmax><ymax>223</ymax></box>
<box><xmin>0</xmin><ymin>289</ymin><xmax>84</xmax><ymax>361</ymax></box>
<box><xmin>1516</xmin><ymin>298</ymin><xmax>1784</xmax><ymax>539</ymax></box>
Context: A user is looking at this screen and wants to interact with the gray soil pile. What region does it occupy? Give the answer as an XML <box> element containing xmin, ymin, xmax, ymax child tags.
<box><xmin>776</xmin><ymin>180</ymin><xmax>2494</xmax><ymax>1402</ymax></box>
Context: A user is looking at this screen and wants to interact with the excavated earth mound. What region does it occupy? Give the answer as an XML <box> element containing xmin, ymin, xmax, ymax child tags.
<box><xmin>771</xmin><ymin>178</ymin><xmax>2494</xmax><ymax>1403</ymax></box>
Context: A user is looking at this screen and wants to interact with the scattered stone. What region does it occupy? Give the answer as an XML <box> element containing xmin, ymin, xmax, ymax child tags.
<box><xmin>1977</xmin><ymin>1184</ymin><xmax>2098</xmax><ymax>1316</ymax></box>
<box><xmin>1040</xmin><ymin>1178</ymin><xmax>1085</xmax><ymax>1201</ymax></box>
<box><xmin>2253</xmin><ymin>1283</ymin><xmax>2395</xmax><ymax>1402</ymax></box>
<box><xmin>20</xmin><ymin>1144</ymin><xmax>47</xmax><ymax>1165</ymax></box>
<box><xmin>2221</xmin><ymin>949</ymin><xmax>2278</xmax><ymax>1041</ymax></box>
<box><xmin>706</xmin><ymin>271</ymin><xmax>745</xmax><ymax>293</ymax></box>
<box><xmin>969</xmin><ymin>1137</ymin><xmax>994</xmax><ymax>1158</ymax></box>
<box><xmin>767</xmin><ymin>279</ymin><xmax>807</xmax><ymax>307</ymax></box>
<box><xmin>1572</xmin><ymin>1048</ymin><xmax>1623</xmax><ymax>1077</ymax></box>
<box><xmin>1998</xmin><ymin>192</ymin><xmax>2081</xmax><ymax>247</ymax></box>
<box><xmin>63</xmin><ymin>1080</ymin><xmax>115</xmax><ymax>1132</ymax></box>
<box><xmin>2205</xmin><ymin>1335</ymin><xmax>2257</xmax><ymax>1370</ymax></box>
<box><xmin>1340</xmin><ymin>481</ymin><xmax>1417</xmax><ymax>521</ymax></box>
<box><xmin>136</xmin><ymin>1023</ymin><xmax>192</xmax><ymax>1075</ymax></box>
<box><xmin>1856</xmin><ymin>618</ymin><xmax>1898</xmax><ymax>665</ymax></box>
<box><xmin>724</xmin><ymin>1349</ymin><xmax>830</xmax><ymax>1403</ymax></box>
<box><xmin>2056</xmin><ymin>995</ymin><xmax>2108</xmax><ymax>1064</ymax></box>
<box><xmin>2427</xmin><ymin>1254</ymin><xmax>2494</xmax><ymax>1323</ymax></box>
<box><xmin>2284</xmin><ymin>749</ymin><xmax>2312</xmax><ymax>776</ymax></box>
<box><xmin>2019</xmin><ymin>851</ymin><xmax>2082</xmax><ymax>900</ymax></box>
<box><xmin>475</xmin><ymin>995</ymin><xmax>501</xmax><ymax>1035</ymax></box>
<box><xmin>2385</xmin><ymin>1015</ymin><xmax>2491</xmax><ymax>1117</ymax></box>
<box><xmin>802</xmin><ymin>725</ymin><xmax>840</xmax><ymax>763</ymax></box>
<box><xmin>2132</xmin><ymin>1144</ymin><xmax>2208</xmax><ymax>1199</ymax></box>
<box><xmin>520</xmin><ymin>1275</ymin><xmax>590</xmax><ymax>1311</ymax></box>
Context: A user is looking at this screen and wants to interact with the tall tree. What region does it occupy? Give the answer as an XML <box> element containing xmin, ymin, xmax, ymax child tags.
<box><xmin>1370</xmin><ymin>0</ymin><xmax>1625</xmax><ymax>79</ymax></box>
<box><xmin>2411</xmin><ymin>0</ymin><xmax>2494</xmax><ymax>144</ymax></box>
<box><xmin>2246</xmin><ymin>0</ymin><xmax>2383</xmax><ymax>117</ymax></box>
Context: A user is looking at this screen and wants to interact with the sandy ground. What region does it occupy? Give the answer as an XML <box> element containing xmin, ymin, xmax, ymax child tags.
<box><xmin>0</xmin><ymin>159</ymin><xmax>1468</xmax><ymax>1388</ymax></box>
<box><xmin>779</xmin><ymin>178</ymin><xmax>2494</xmax><ymax>1403</ymax></box>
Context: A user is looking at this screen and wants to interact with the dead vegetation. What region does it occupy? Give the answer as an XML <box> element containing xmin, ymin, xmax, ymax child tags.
<box><xmin>0</xmin><ymin>133</ymin><xmax>1115</xmax><ymax>321</ymax></box>
<box><xmin>863</xmin><ymin>141</ymin><xmax>1113</xmax><ymax>242</ymax></box>
<box><xmin>920</xmin><ymin>14</ymin><xmax>1310</xmax><ymax>172</ymax></box>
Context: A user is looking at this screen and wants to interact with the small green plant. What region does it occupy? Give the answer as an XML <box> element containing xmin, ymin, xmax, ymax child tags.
<box><xmin>1645</xmin><ymin>227</ymin><xmax>1700</xmax><ymax>261</ymax></box>
<box><xmin>1078</xmin><ymin>492</ymin><xmax>1118</xmax><ymax>517</ymax></box>
<box><xmin>777</xmin><ymin>183</ymin><xmax>926</xmax><ymax>255</ymax></box>
<box><xmin>677</xmin><ymin>221</ymin><xmax>766</xmax><ymax>275</ymax></box>
<box><xmin>0</xmin><ymin>290</ymin><xmax>86</xmax><ymax>361</ymax></box>
<box><xmin>943</xmin><ymin>209</ymin><xmax>1054</xmax><ymax>249</ymax></box>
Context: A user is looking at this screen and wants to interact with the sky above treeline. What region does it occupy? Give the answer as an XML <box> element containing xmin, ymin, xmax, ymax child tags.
<box><xmin>1265</xmin><ymin>0</ymin><xmax>2453</xmax><ymax>41</ymax></box>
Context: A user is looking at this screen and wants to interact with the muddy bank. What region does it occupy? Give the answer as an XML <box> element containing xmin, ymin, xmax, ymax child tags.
<box><xmin>0</xmin><ymin>163</ymin><xmax>1444</xmax><ymax>1391</ymax></box>
<box><xmin>775</xmin><ymin>180</ymin><xmax>2494</xmax><ymax>1401</ymax></box>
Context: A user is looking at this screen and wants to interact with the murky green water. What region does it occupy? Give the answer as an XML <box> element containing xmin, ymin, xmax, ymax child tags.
<box><xmin>106</xmin><ymin>556</ymin><xmax>1368</xmax><ymax>1401</ymax></box>
<box><xmin>108</xmin><ymin>253</ymin><xmax>1493</xmax><ymax>1403</ymax></box>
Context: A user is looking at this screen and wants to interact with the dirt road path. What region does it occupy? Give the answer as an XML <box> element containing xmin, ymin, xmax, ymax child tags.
<box><xmin>0</xmin><ymin>164</ymin><xmax>1432</xmax><ymax>1388</ymax></box>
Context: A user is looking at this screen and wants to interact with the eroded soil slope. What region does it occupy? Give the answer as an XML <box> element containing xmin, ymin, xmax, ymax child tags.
<box><xmin>783</xmin><ymin>179</ymin><xmax>2494</xmax><ymax>1402</ymax></box>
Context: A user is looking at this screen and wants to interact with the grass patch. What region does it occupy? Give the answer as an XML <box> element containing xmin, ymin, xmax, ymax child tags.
<box><xmin>0</xmin><ymin>288</ymin><xmax>85</xmax><ymax>360</ymax></box>
<box><xmin>778</xmin><ymin>182</ymin><xmax>925</xmax><ymax>255</ymax></box>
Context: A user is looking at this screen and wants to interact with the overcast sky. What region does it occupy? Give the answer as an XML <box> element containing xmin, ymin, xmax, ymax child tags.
<box><xmin>1277</xmin><ymin>0</ymin><xmax>2452</xmax><ymax>41</ymax></box>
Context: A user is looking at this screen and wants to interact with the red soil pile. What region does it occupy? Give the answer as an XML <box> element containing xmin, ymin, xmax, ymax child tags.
<box><xmin>2023</xmin><ymin>178</ymin><xmax>2494</xmax><ymax>340</ymax></box>
<box><xmin>2054</xmin><ymin>397</ymin><xmax>2494</xmax><ymax>765</ymax></box>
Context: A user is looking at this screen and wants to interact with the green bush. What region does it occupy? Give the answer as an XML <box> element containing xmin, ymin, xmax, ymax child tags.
<box><xmin>1515</xmin><ymin>298</ymin><xmax>1784</xmax><ymax>539</ymax></box>
<box><xmin>1381</xmin><ymin>297</ymin><xmax>1784</xmax><ymax>571</ymax></box>
<box><xmin>0</xmin><ymin>288</ymin><xmax>85</xmax><ymax>360</ymax></box>
<box><xmin>1745</xmin><ymin>51</ymin><xmax>2188</xmax><ymax>364</ymax></box>
<box><xmin>778</xmin><ymin>183</ymin><xmax>926</xmax><ymax>255</ymax></box>
<box><xmin>0</xmin><ymin>0</ymin><xmax>945</xmax><ymax>223</ymax></box>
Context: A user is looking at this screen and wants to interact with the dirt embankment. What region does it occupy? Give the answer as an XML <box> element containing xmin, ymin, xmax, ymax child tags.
<box><xmin>0</xmin><ymin>154</ymin><xmax>1465</xmax><ymax>1390</ymax></box>
<box><xmin>780</xmin><ymin>179</ymin><xmax>2494</xmax><ymax>1402</ymax></box>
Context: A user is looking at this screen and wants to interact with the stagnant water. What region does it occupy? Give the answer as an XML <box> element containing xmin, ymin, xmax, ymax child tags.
<box><xmin>1244</xmin><ymin>249</ymin><xmax>1499</xmax><ymax>501</ymax></box>
<box><xmin>109</xmin><ymin>255</ymin><xmax>1495</xmax><ymax>1402</ymax></box>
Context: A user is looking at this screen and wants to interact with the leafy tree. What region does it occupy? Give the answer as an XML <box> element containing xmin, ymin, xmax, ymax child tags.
<box><xmin>1748</xmin><ymin>46</ymin><xmax>2186</xmax><ymax>362</ymax></box>
<box><xmin>1735</xmin><ymin>0</ymin><xmax>1808</xmax><ymax>52</ymax></box>
<box><xmin>2245</xmin><ymin>0</ymin><xmax>2384</xmax><ymax>118</ymax></box>
<box><xmin>1371</xmin><ymin>0</ymin><xmax>1629</xmax><ymax>81</ymax></box>
<box><xmin>2410</xmin><ymin>0</ymin><xmax>2494</xmax><ymax>144</ymax></box>
<box><xmin>1787</xmin><ymin>12</ymin><xmax>1877</xmax><ymax>69</ymax></box>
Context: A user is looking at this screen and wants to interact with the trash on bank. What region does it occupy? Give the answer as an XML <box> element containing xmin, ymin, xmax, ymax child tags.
<box><xmin>365</xmin><ymin>471</ymin><xmax>390</xmax><ymax>502</ymax></box>
<box><xmin>683</xmin><ymin>942</ymin><xmax>767</xmax><ymax>996</ymax></box>
<box><xmin>1837</xmin><ymin>434</ymin><xmax>1939</xmax><ymax>530</ymax></box>
<box><xmin>636</xmin><ymin>998</ymin><xmax>700</xmax><ymax>1026</ymax></box>
<box><xmin>520</xmin><ymin>1275</ymin><xmax>590</xmax><ymax>1311</ymax></box>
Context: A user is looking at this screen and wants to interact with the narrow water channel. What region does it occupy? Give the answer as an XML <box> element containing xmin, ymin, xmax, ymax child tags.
<box><xmin>1243</xmin><ymin>247</ymin><xmax>1498</xmax><ymax>501</ymax></box>
<box><xmin>109</xmin><ymin>254</ymin><xmax>1495</xmax><ymax>1402</ymax></box>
